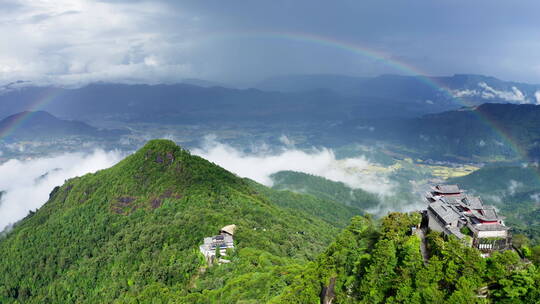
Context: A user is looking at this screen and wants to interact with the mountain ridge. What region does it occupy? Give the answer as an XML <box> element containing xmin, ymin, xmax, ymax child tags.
<box><xmin>1</xmin><ymin>140</ymin><xmax>539</xmax><ymax>303</ymax></box>
<box><xmin>4</xmin><ymin>72</ymin><xmax>537</xmax><ymax>125</ymax></box>
<box><xmin>0</xmin><ymin>110</ymin><xmax>128</xmax><ymax>141</ymax></box>
<box><xmin>0</xmin><ymin>139</ymin><xmax>357</xmax><ymax>303</ymax></box>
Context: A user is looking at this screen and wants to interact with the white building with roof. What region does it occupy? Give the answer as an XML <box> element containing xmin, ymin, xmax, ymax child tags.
<box><xmin>425</xmin><ymin>185</ymin><xmax>511</xmax><ymax>252</ymax></box>
<box><xmin>199</xmin><ymin>224</ymin><xmax>236</xmax><ymax>264</ymax></box>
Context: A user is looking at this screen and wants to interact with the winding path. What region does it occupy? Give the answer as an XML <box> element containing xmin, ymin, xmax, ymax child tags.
<box><xmin>416</xmin><ymin>228</ymin><xmax>429</xmax><ymax>265</ymax></box>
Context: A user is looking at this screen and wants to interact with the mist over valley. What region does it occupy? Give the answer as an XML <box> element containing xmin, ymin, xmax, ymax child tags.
<box><xmin>2</xmin><ymin>1</ymin><xmax>540</xmax><ymax>303</ymax></box>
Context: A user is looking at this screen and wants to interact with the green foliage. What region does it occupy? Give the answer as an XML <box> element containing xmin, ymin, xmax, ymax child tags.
<box><xmin>380</xmin><ymin>212</ymin><xmax>421</xmax><ymax>242</ymax></box>
<box><xmin>247</xmin><ymin>179</ymin><xmax>362</xmax><ymax>229</ymax></box>
<box><xmin>271</xmin><ymin>216</ymin><xmax>377</xmax><ymax>303</ymax></box>
<box><xmin>460</xmin><ymin>226</ymin><xmax>472</xmax><ymax>236</ymax></box>
<box><xmin>0</xmin><ymin>141</ymin><xmax>538</xmax><ymax>303</ymax></box>
<box><xmin>272</xmin><ymin>213</ymin><xmax>540</xmax><ymax>304</ymax></box>
<box><xmin>270</xmin><ymin>170</ymin><xmax>380</xmax><ymax>210</ymax></box>
<box><xmin>0</xmin><ymin>140</ymin><xmax>347</xmax><ymax>303</ymax></box>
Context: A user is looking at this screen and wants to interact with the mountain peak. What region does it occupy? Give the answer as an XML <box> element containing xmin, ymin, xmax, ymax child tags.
<box><xmin>138</xmin><ymin>139</ymin><xmax>183</xmax><ymax>157</ymax></box>
<box><xmin>108</xmin><ymin>139</ymin><xmax>246</xmax><ymax>201</ymax></box>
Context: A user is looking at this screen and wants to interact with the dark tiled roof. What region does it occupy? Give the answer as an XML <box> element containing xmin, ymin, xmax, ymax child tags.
<box><xmin>435</xmin><ymin>184</ymin><xmax>461</xmax><ymax>193</ymax></box>
<box><xmin>469</xmin><ymin>208</ymin><xmax>500</xmax><ymax>222</ymax></box>
<box><xmin>447</xmin><ymin>227</ymin><xmax>466</xmax><ymax>239</ymax></box>
<box><xmin>429</xmin><ymin>200</ymin><xmax>461</xmax><ymax>224</ymax></box>
<box><xmin>461</xmin><ymin>196</ymin><xmax>484</xmax><ymax>209</ymax></box>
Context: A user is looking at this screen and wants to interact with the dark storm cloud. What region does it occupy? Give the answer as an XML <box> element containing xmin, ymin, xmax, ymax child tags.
<box><xmin>1</xmin><ymin>0</ymin><xmax>540</xmax><ymax>85</ymax></box>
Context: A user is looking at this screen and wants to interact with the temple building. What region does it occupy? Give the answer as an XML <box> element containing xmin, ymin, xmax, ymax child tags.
<box><xmin>425</xmin><ymin>185</ymin><xmax>511</xmax><ymax>252</ymax></box>
<box><xmin>199</xmin><ymin>224</ymin><xmax>237</xmax><ymax>264</ymax></box>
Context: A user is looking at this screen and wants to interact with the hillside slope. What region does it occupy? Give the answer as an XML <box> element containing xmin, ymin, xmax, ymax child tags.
<box><xmin>270</xmin><ymin>170</ymin><xmax>380</xmax><ymax>210</ymax></box>
<box><xmin>0</xmin><ymin>140</ymin><xmax>357</xmax><ymax>303</ymax></box>
<box><xmin>274</xmin><ymin>213</ymin><xmax>540</xmax><ymax>303</ymax></box>
<box><xmin>0</xmin><ymin>111</ymin><xmax>128</xmax><ymax>141</ymax></box>
<box><xmin>342</xmin><ymin>103</ymin><xmax>540</xmax><ymax>161</ymax></box>
<box><xmin>2</xmin><ymin>140</ymin><xmax>538</xmax><ymax>303</ymax></box>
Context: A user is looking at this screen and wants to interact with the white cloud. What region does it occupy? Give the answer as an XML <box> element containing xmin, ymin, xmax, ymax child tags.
<box><xmin>144</xmin><ymin>55</ymin><xmax>160</xmax><ymax>67</ymax></box>
<box><xmin>0</xmin><ymin>150</ymin><xmax>123</xmax><ymax>232</ymax></box>
<box><xmin>355</xmin><ymin>125</ymin><xmax>375</xmax><ymax>132</ymax></box>
<box><xmin>0</xmin><ymin>0</ymin><xmax>199</xmax><ymax>85</ymax></box>
<box><xmin>278</xmin><ymin>135</ymin><xmax>295</xmax><ymax>147</ymax></box>
<box><xmin>535</xmin><ymin>91</ymin><xmax>540</xmax><ymax>105</ymax></box>
<box><xmin>192</xmin><ymin>136</ymin><xmax>396</xmax><ymax>196</ymax></box>
<box><xmin>478</xmin><ymin>82</ymin><xmax>527</xmax><ymax>103</ymax></box>
<box><xmin>483</xmin><ymin>194</ymin><xmax>502</xmax><ymax>204</ymax></box>
<box><xmin>507</xmin><ymin>179</ymin><xmax>523</xmax><ymax>196</ymax></box>
<box><xmin>452</xmin><ymin>88</ymin><xmax>478</xmax><ymax>98</ymax></box>
<box><xmin>452</xmin><ymin>82</ymin><xmax>531</xmax><ymax>104</ymax></box>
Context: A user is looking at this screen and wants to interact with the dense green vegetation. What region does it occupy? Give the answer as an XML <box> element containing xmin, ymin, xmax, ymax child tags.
<box><xmin>0</xmin><ymin>140</ymin><xmax>355</xmax><ymax>303</ymax></box>
<box><xmin>270</xmin><ymin>171</ymin><xmax>380</xmax><ymax>211</ymax></box>
<box><xmin>248</xmin><ymin>179</ymin><xmax>364</xmax><ymax>229</ymax></box>
<box><xmin>274</xmin><ymin>212</ymin><xmax>540</xmax><ymax>303</ymax></box>
<box><xmin>1</xmin><ymin>139</ymin><xmax>539</xmax><ymax>303</ymax></box>
<box><xmin>270</xmin><ymin>169</ymin><xmax>426</xmax><ymax>218</ymax></box>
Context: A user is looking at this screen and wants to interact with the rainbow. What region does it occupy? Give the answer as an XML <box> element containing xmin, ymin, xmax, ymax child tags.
<box><xmin>0</xmin><ymin>31</ymin><xmax>529</xmax><ymax>161</ymax></box>
<box><xmin>0</xmin><ymin>87</ymin><xmax>64</xmax><ymax>140</ymax></box>
<box><xmin>206</xmin><ymin>30</ymin><xmax>527</xmax><ymax>160</ymax></box>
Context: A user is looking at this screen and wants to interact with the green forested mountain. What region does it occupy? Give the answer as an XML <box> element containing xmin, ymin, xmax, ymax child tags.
<box><xmin>341</xmin><ymin>103</ymin><xmax>540</xmax><ymax>162</ymax></box>
<box><xmin>274</xmin><ymin>213</ymin><xmax>540</xmax><ymax>304</ymax></box>
<box><xmin>1</xmin><ymin>140</ymin><xmax>539</xmax><ymax>303</ymax></box>
<box><xmin>403</xmin><ymin>103</ymin><xmax>540</xmax><ymax>161</ymax></box>
<box><xmin>0</xmin><ymin>111</ymin><xmax>128</xmax><ymax>141</ymax></box>
<box><xmin>0</xmin><ymin>139</ymin><xmax>355</xmax><ymax>303</ymax></box>
<box><xmin>270</xmin><ymin>171</ymin><xmax>380</xmax><ymax>211</ymax></box>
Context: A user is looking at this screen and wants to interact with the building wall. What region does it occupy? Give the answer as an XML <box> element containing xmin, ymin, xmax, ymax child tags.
<box><xmin>477</xmin><ymin>229</ymin><xmax>507</xmax><ymax>238</ymax></box>
<box><xmin>427</xmin><ymin>210</ymin><xmax>446</xmax><ymax>233</ymax></box>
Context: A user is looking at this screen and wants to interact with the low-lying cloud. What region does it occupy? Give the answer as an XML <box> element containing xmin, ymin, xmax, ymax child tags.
<box><xmin>0</xmin><ymin>150</ymin><xmax>123</xmax><ymax>232</ymax></box>
<box><xmin>452</xmin><ymin>82</ymin><xmax>535</xmax><ymax>104</ymax></box>
<box><xmin>478</xmin><ymin>82</ymin><xmax>526</xmax><ymax>102</ymax></box>
<box><xmin>507</xmin><ymin>179</ymin><xmax>524</xmax><ymax>196</ymax></box>
<box><xmin>0</xmin><ymin>137</ymin><xmax>419</xmax><ymax>231</ymax></box>
<box><xmin>192</xmin><ymin>137</ymin><xmax>396</xmax><ymax>196</ymax></box>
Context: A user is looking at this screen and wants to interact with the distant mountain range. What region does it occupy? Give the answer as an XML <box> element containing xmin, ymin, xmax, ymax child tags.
<box><xmin>342</xmin><ymin>103</ymin><xmax>540</xmax><ymax>161</ymax></box>
<box><xmin>2</xmin><ymin>74</ymin><xmax>539</xmax><ymax>163</ymax></box>
<box><xmin>0</xmin><ymin>82</ymin><xmax>453</xmax><ymax>123</ymax></box>
<box><xmin>254</xmin><ymin>74</ymin><xmax>369</xmax><ymax>95</ymax></box>
<box><xmin>255</xmin><ymin>73</ymin><xmax>540</xmax><ymax>105</ymax></box>
<box><xmin>0</xmin><ymin>111</ymin><xmax>128</xmax><ymax>141</ymax></box>
<box><xmin>2</xmin><ymin>73</ymin><xmax>538</xmax><ymax>125</ymax></box>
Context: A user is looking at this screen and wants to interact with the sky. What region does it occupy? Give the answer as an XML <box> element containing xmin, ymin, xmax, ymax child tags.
<box><xmin>1</xmin><ymin>0</ymin><xmax>540</xmax><ymax>85</ymax></box>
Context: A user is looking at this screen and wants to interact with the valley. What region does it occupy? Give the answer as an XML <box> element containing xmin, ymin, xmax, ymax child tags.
<box><xmin>3</xmin><ymin>2</ymin><xmax>540</xmax><ymax>302</ymax></box>
<box><xmin>1</xmin><ymin>76</ymin><xmax>540</xmax><ymax>304</ymax></box>
<box><xmin>0</xmin><ymin>140</ymin><xmax>538</xmax><ymax>303</ymax></box>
